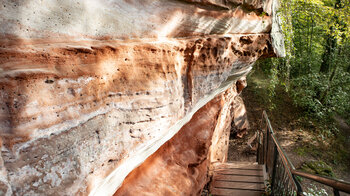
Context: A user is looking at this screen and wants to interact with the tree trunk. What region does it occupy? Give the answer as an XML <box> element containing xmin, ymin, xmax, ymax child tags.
<box><xmin>320</xmin><ymin>0</ymin><xmax>342</xmax><ymax>73</ymax></box>
<box><xmin>320</xmin><ymin>31</ymin><xmax>337</xmax><ymax>73</ymax></box>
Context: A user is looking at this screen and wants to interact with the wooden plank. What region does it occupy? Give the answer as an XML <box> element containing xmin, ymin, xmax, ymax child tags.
<box><xmin>210</xmin><ymin>162</ymin><xmax>267</xmax><ymax>196</ymax></box>
<box><xmin>213</xmin><ymin>174</ymin><xmax>264</xmax><ymax>183</ymax></box>
<box><xmin>214</xmin><ymin>162</ymin><xmax>262</xmax><ymax>170</ymax></box>
<box><xmin>212</xmin><ymin>181</ymin><xmax>265</xmax><ymax>191</ymax></box>
<box><xmin>215</xmin><ymin>167</ymin><xmax>262</xmax><ymax>171</ymax></box>
<box><xmin>214</xmin><ymin>167</ymin><xmax>262</xmax><ymax>171</ymax></box>
<box><xmin>211</xmin><ymin>188</ymin><xmax>263</xmax><ymax>196</ymax></box>
<box><xmin>213</xmin><ymin>162</ymin><xmax>258</xmax><ymax>166</ymax></box>
<box><xmin>215</xmin><ymin>169</ymin><xmax>263</xmax><ymax>176</ymax></box>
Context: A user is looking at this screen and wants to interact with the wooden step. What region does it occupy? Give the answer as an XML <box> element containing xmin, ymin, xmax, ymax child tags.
<box><xmin>214</xmin><ymin>169</ymin><xmax>263</xmax><ymax>176</ymax></box>
<box><xmin>211</xmin><ymin>188</ymin><xmax>263</xmax><ymax>196</ymax></box>
<box><xmin>213</xmin><ymin>175</ymin><xmax>264</xmax><ymax>183</ymax></box>
<box><xmin>213</xmin><ymin>162</ymin><xmax>261</xmax><ymax>169</ymax></box>
<box><xmin>213</xmin><ymin>181</ymin><xmax>265</xmax><ymax>190</ymax></box>
<box><xmin>210</xmin><ymin>162</ymin><xmax>267</xmax><ymax>196</ymax></box>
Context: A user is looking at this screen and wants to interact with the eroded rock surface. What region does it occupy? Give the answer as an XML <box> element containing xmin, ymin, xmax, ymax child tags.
<box><xmin>0</xmin><ymin>0</ymin><xmax>284</xmax><ymax>195</ymax></box>
<box><xmin>114</xmin><ymin>89</ymin><xmax>227</xmax><ymax>196</ymax></box>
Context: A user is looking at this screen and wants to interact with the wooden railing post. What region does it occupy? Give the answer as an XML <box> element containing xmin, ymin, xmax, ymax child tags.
<box><xmin>256</xmin><ymin>131</ymin><xmax>263</xmax><ymax>164</ymax></box>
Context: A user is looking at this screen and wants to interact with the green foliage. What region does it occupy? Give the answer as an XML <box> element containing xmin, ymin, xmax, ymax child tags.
<box><xmin>291</xmin><ymin>73</ymin><xmax>329</xmax><ymax>121</ymax></box>
<box><xmin>301</xmin><ymin>160</ymin><xmax>335</xmax><ymax>177</ymax></box>
<box><xmin>260</xmin><ymin>11</ymin><xmax>267</xmax><ymax>17</ymax></box>
<box><xmin>290</xmin><ymin>70</ymin><xmax>350</xmax><ymax>125</ymax></box>
<box><xmin>295</xmin><ymin>176</ymin><xmax>303</xmax><ymax>183</ymax></box>
<box><xmin>303</xmin><ymin>184</ymin><xmax>328</xmax><ymax>196</ymax></box>
<box><xmin>260</xmin><ymin>0</ymin><xmax>350</xmax><ymax>132</ymax></box>
<box><xmin>296</xmin><ymin>146</ymin><xmax>307</xmax><ymax>156</ymax></box>
<box><xmin>262</xmin><ymin>179</ymin><xmax>272</xmax><ymax>196</ymax></box>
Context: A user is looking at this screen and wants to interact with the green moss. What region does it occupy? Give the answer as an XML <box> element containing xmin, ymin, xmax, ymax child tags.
<box><xmin>295</xmin><ymin>147</ymin><xmax>307</xmax><ymax>156</ymax></box>
<box><xmin>301</xmin><ymin>160</ymin><xmax>335</xmax><ymax>177</ymax></box>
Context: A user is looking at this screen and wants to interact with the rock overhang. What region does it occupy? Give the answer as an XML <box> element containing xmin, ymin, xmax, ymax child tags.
<box><xmin>0</xmin><ymin>0</ymin><xmax>284</xmax><ymax>195</ymax></box>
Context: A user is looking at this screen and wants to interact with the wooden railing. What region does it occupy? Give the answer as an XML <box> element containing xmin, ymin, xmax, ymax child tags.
<box><xmin>257</xmin><ymin>111</ymin><xmax>350</xmax><ymax>196</ymax></box>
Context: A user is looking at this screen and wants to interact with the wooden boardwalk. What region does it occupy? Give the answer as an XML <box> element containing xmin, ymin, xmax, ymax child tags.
<box><xmin>210</xmin><ymin>162</ymin><xmax>266</xmax><ymax>196</ymax></box>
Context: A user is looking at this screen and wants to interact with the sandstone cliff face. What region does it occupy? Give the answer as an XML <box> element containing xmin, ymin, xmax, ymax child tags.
<box><xmin>0</xmin><ymin>0</ymin><xmax>283</xmax><ymax>195</ymax></box>
<box><xmin>115</xmin><ymin>86</ymin><xmax>235</xmax><ymax>196</ymax></box>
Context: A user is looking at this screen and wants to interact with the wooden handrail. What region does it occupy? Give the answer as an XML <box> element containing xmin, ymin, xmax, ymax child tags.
<box><xmin>260</xmin><ymin>111</ymin><xmax>350</xmax><ymax>194</ymax></box>
<box><xmin>261</xmin><ymin>111</ymin><xmax>301</xmax><ymax>193</ymax></box>
<box><xmin>292</xmin><ymin>170</ymin><xmax>350</xmax><ymax>193</ymax></box>
<box><xmin>263</xmin><ymin>111</ymin><xmax>296</xmax><ymax>170</ymax></box>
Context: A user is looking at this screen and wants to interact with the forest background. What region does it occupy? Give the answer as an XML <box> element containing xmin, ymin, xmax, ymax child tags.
<box><xmin>246</xmin><ymin>0</ymin><xmax>350</xmax><ymax>189</ymax></box>
<box><xmin>260</xmin><ymin>0</ymin><xmax>349</xmax><ymax>134</ymax></box>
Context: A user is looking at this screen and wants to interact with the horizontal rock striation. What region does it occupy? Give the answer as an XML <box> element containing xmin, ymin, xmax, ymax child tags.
<box><xmin>0</xmin><ymin>0</ymin><xmax>273</xmax><ymax>40</ymax></box>
<box><xmin>114</xmin><ymin>86</ymin><xmax>236</xmax><ymax>196</ymax></box>
<box><xmin>0</xmin><ymin>0</ymin><xmax>284</xmax><ymax>195</ymax></box>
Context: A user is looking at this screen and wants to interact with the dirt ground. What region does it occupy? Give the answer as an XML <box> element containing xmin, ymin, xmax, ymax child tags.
<box><xmin>227</xmin><ymin>70</ymin><xmax>350</xmax><ymax>195</ymax></box>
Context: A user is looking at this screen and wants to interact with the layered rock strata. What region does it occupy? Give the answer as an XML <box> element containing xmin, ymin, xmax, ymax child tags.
<box><xmin>0</xmin><ymin>0</ymin><xmax>284</xmax><ymax>195</ymax></box>
<box><xmin>115</xmin><ymin>85</ymin><xmax>236</xmax><ymax>196</ymax></box>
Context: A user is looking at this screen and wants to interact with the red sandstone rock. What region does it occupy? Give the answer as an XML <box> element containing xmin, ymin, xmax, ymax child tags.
<box><xmin>0</xmin><ymin>0</ymin><xmax>284</xmax><ymax>195</ymax></box>
<box><xmin>114</xmin><ymin>91</ymin><xmax>226</xmax><ymax>196</ymax></box>
<box><xmin>232</xmin><ymin>95</ymin><xmax>250</xmax><ymax>138</ymax></box>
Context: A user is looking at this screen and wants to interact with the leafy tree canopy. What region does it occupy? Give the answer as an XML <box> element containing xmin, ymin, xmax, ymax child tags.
<box><xmin>259</xmin><ymin>0</ymin><xmax>350</xmax><ymax>133</ymax></box>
